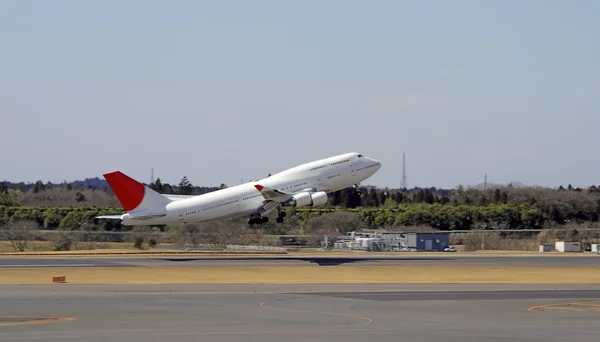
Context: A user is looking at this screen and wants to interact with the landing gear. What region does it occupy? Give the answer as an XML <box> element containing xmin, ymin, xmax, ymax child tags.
<box><xmin>247</xmin><ymin>210</ymin><xmax>286</xmax><ymax>225</ymax></box>
<box><xmin>248</xmin><ymin>215</ymin><xmax>269</xmax><ymax>225</ymax></box>
<box><xmin>275</xmin><ymin>210</ymin><xmax>286</xmax><ymax>224</ymax></box>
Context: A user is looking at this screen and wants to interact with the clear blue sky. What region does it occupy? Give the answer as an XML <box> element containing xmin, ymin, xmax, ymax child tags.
<box><xmin>1</xmin><ymin>0</ymin><xmax>598</xmax><ymax>189</ymax></box>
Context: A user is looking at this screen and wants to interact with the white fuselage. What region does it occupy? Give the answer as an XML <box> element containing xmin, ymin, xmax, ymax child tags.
<box><xmin>120</xmin><ymin>152</ymin><xmax>381</xmax><ymax>225</ymax></box>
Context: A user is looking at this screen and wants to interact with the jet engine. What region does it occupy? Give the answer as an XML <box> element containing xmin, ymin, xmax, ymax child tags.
<box><xmin>284</xmin><ymin>191</ymin><xmax>329</xmax><ymax>207</ymax></box>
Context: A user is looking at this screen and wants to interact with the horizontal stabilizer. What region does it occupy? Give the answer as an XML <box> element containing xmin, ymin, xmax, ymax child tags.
<box><xmin>95</xmin><ymin>215</ymin><xmax>123</xmax><ymax>220</ymax></box>
<box><xmin>126</xmin><ymin>209</ymin><xmax>167</xmax><ymax>221</ymax></box>
<box><xmin>164</xmin><ymin>194</ymin><xmax>196</xmax><ymax>201</ymax></box>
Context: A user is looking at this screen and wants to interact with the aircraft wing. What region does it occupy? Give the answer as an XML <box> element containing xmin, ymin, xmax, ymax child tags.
<box><xmin>253</xmin><ymin>184</ymin><xmax>320</xmax><ymax>217</ymax></box>
<box><xmin>253</xmin><ymin>185</ymin><xmax>318</xmax><ymax>202</ymax></box>
<box><xmin>253</xmin><ymin>184</ymin><xmax>292</xmax><ymax>202</ymax></box>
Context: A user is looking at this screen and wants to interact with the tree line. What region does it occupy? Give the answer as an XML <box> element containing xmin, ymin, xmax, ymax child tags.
<box><xmin>0</xmin><ymin>201</ymin><xmax>582</xmax><ymax>233</ymax></box>
<box><xmin>1</xmin><ymin>176</ymin><xmax>600</xmax><ymax>231</ymax></box>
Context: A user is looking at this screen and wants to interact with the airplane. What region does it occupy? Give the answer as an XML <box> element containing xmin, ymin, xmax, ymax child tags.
<box><xmin>96</xmin><ymin>152</ymin><xmax>381</xmax><ymax>226</ymax></box>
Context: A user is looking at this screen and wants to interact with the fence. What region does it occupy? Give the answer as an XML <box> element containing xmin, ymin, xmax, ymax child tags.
<box><xmin>225</xmin><ymin>245</ymin><xmax>288</xmax><ymax>253</ymax></box>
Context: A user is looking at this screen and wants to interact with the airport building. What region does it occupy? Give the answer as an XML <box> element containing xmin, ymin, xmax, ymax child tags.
<box><xmin>322</xmin><ymin>231</ymin><xmax>450</xmax><ymax>252</ymax></box>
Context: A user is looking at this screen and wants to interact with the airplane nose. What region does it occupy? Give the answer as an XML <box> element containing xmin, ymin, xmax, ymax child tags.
<box><xmin>366</xmin><ymin>157</ymin><xmax>382</xmax><ymax>171</ymax></box>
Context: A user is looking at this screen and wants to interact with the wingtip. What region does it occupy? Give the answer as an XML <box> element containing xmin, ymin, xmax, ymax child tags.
<box><xmin>254</xmin><ymin>184</ymin><xmax>264</xmax><ymax>191</ymax></box>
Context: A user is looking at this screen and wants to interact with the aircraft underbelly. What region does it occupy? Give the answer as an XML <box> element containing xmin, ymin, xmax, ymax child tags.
<box><xmin>199</xmin><ymin>208</ymin><xmax>258</xmax><ymax>222</ymax></box>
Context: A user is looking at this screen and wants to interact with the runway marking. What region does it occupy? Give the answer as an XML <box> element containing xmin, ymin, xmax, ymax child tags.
<box><xmin>527</xmin><ymin>301</ymin><xmax>600</xmax><ymax>312</ymax></box>
<box><xmin>108</xmin><ymin>291</ymin><xmax>284</xmax><ymax>295</ymax></box>
<box><xmin>0</xmin><ymin>317</ymin><xmax>75</xmax><ymax>327</ymax></box>
<box><xmin>0</xmin><ymin>264</ymin><xmax>96</xmax><ymax>268</ymax></box>
<box><xmin>259</xmin><ymin>300</ymin><xmax>373</xmax><ymax>324</ymax></box>
<box><xmin>149</xmin><ymin>294</ymin><xmax>372</xmax><ymax>336</ymax></box>
<box><xmin>153</xmin><ymin>330</ymin><xmax>324</xmax><ymax>336</ymax></box>
<box><xmin>570</xmin><ymin>301</ymin><xmax>600</xmax><ymax>307</ymax></box>
<box><xmin>155</xmin><ymin>298</ymin><xmax>372</xmax><ymax>336</ymax></box>
<box><xmin>154</xmin><ymin>330</ymin><xmax>401</xmax><ymax>336</ymax></box>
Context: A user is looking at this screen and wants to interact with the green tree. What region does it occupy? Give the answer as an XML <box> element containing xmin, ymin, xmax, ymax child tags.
<box><xmin>368</xmin><ymin>188</ymin><xmax>380</xmax><ymax>207</ymax></box>
<box><xmin>177</xmin><ymin>176</ymin><xmax>193</xmax><ymax>195</ymax></box>
<box><xmin>329</xmin><ymin>190</ymin><xmax>342</xmax><ymax>206</ymax></box>
<box><xmin>32</xmin><ymin>181</ymin><xmax>45</xmax><ymax>194</ymax></box>
<box><xmin>494</xmin><ymin>189</ymin><xmax>501</xmax><ymax>204</ymax></box>
<box><xmin>75</xmin><ymin>191</ymin><xmax>86</xmax><ymax>202</ymax></box>
<box><xmin>165</xmin><ymin>184</ymin><xmax>175</xmax><ymax>194</ymax></box>
<box><xmin>149</xmin><ymin>178</ymin><xmax>164</xmax><ymax>192</ymax></box>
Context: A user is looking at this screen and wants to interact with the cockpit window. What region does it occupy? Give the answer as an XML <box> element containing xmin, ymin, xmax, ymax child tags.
<box><xmin>357</xmin><ymin>154</ymin><xmax>362</xmax><ymax>157</ymax></box>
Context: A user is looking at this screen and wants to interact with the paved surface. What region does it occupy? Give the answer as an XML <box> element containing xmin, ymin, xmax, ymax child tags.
<box><xmin>0</xmin><ymin>258</ymin><xmax>138</xmax><ymax>268</ymax></box>
<box><xmin>0</xmin><ymin>284</ymin><xmax>599</xmax><ymax>341</ymax></box>
<box><xmin>1</xmin><ymin>254</ymin><xmax>599</xmax><ymax>268</ymax></box>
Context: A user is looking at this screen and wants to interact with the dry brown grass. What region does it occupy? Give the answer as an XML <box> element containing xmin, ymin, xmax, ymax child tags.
<box><xmin>2</xmin><ymin>266</ymin><xmax>599</xmax><ymax>285</ymax></box>
<box><xmin>451</xmin><ymin>234</ymin><xmax>540</xmax><ymax>251</ymax></box>
<box><xmin>450</xmin><ymin>227</ymin><xmax>600</xmax><ymax>251</ymax></box>
<box><xmin>0</xmin><ymin>241</ymin><xmax>137</xmax><ymax>253</ymax></box>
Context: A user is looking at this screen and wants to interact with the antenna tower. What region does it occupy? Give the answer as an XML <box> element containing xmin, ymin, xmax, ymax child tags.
<box><xmin>484</xmin><ymin>173</ymin><xmax>487</xmax><ymax>189</ymax></box>
<box><xmin>151</xmin><ymin>168</ymin><xmax>154</xmax><ymax>184</ymax></box>
<box><xmin>400</xmin><ymin>152</ymin><xmax>407</xmax><ymax>189</ymax></box>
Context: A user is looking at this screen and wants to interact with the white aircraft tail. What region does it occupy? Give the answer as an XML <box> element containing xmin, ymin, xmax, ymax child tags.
<box><xmin>103</xmin><ymin>171</ymin><xmax>172</xmax><ymax>218</ymax></box>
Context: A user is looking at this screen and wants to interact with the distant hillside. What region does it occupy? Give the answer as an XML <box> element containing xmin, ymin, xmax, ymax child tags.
<box><xmin>3</xmin><ymin>176</ymin><xmax>582</xmax><ymax>197</ymax></box>
<box><xmin>1</xmin><ymin>177</ymin><xmax>457</xmax><ymax>195</ymax></box>
<box><xmin>1</xmin><ymin>178</ymin><xmax>110</xmax><ymax>192</ymax></box>
<box><xmin>0</xmin><ymin>177</ymin><xmax>224</xmax><ymax>196</ymax></box>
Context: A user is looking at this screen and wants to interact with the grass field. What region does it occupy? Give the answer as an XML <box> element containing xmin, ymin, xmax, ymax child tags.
<box><xmin>2</xmin><ymin>266</ymin><xmax>600</xmax><ymax>285</ymax></box>
<box><xmin>0</xmin><ymin>241</ymin><xmax>137</xmax><ymax>253</ymax></box>
<box><xmin>1</xmin><ymin>240</ymin><xmax>597</xmax><ymax>257</ymax></box>
<box><xmin>0</xmin><ymin>248</ymin><xmax>597</xmax><ymax>258</ymax></box>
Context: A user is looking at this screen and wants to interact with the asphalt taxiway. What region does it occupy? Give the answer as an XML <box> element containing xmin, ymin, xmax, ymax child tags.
<box><xmin>1</xmin><ymin>284</ymin><xmax>599</xmax><ymax>342</ymax></box>
<box><xmin>1</xmin><ymin>253</ymin><xmax>599</xmax><ymax>267</ymax></box>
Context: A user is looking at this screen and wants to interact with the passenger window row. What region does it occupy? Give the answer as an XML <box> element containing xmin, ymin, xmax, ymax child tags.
<box><xmin>330</xmin><ymin>159</ymin><xmax>349</xmax><ymax>166</ymax></box>
<box><xmin>201</xmin><ymin>199</ymin><xmax>238</xmax><ymax>212</ymax></box>
<box><xmin>310</xmin><ymin>164</ymin><xmax>327</xmax><ymax>171</ymax></box>
<box><xmin>280</xmin><ymin>181</ymin><xmax>308</xmax><ymax>191</ymax></box>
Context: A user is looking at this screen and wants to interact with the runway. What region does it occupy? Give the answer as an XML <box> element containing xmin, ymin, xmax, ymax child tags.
<box><xmin>1</xmin><ymin>253</ymin><xmax>599</xmax><ymax>268</ymax></box>
<box><xmin>1</xmin><ymin>254</ymin><xmax>599</xmax><ymax>340</ymax></box>
<box><xmin>1</xmin><ymin>284</ymin><xmax>599</xmax><ymax>341</ymax></box>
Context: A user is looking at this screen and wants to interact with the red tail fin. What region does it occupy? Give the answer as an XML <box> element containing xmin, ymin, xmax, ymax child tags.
<box><xmin>103</xmin><ymin>171</ymin><xmax>145</xmax><ymax>211</ymax></box>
